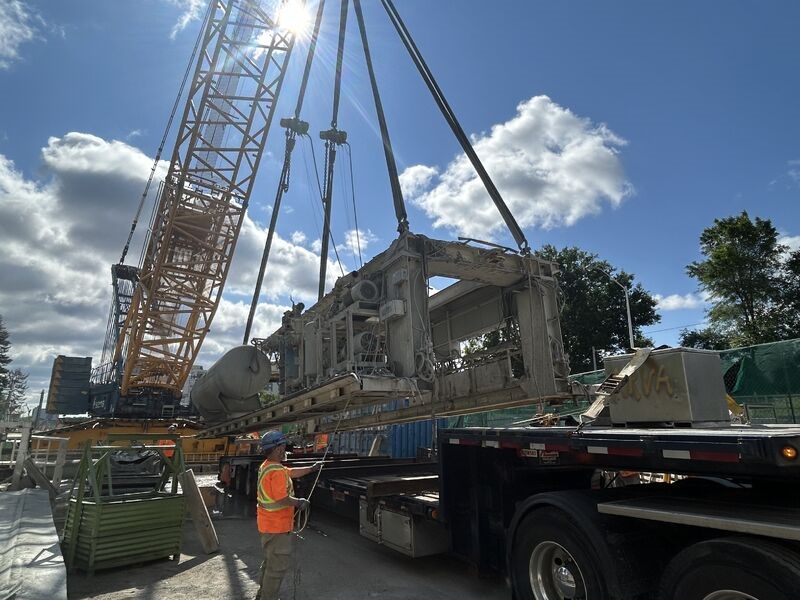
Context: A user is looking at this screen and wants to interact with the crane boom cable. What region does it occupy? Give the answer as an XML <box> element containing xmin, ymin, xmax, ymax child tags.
<box><xmin>318</xmin><ymin>0</ymin><xmax>349</xmax><ymax>300</ymax></box>
<box><xmin>118</xmin><ymin>0</ymin><xmax>213</xmax><ymax>265</ymax></box>
<box><xmin>344</xmin><ymin>144</ymin><xmax>363</xmax><ymax>267</ymax></box>
<box><xmin>305</xmin><ymin>135</ymin><xmax>346</xmax><ymax>278</ymax></box>
<box><xmin>379</xmin><ymin>0</ymin><xmax>529</xmax><ymax>253</ymax></box>
<box><xmin>330</xmin><ymin>0</ymin><xmax>349</xmax><ymax>130</ymax></box>
<box><xmin>293</xmin><ymin>0</ymin><xmax>326</xmax><ymax>119</ymax></box>
<box><xmin>243</xmin><ymin>0</ymin><xmax>327</xmax><ymax>345</ymax></box>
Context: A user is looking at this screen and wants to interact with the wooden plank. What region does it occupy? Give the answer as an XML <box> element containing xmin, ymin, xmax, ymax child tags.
<box><xmin>178</xmin><ymin>469</ymin><xmax>219</xmax><ymax>554</ymax></box>
<box><xmin>23</xmin><ymin>458</ymin><xmax>57</xmax><ymax>502</ymax></box>
<box><xmin>10</xmin><ymin>425</ymin><xmax>31</xmax><ymax>490</ymax></box>
<box><xmin>51</xmin><ymin>439</ymin><xmax>68</xmax><ymax>489</ymax></box>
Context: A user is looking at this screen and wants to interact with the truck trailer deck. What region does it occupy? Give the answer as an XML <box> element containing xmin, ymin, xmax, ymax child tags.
<box><xmin>221</xmin><ymin>421</ymin><xmax>800</xmax><ymax>599</ymax></box>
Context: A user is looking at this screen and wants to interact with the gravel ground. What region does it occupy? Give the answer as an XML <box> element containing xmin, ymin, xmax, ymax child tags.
<box><xmin>67</xmin><ymin>484</ymin><xmax>508</xmax><ymax>600</ymax></box>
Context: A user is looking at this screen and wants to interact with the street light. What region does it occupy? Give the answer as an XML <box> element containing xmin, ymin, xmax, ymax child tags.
<box><xmin>591</xmin><ymin>267</ymin><xmax>635</xmax><ymax>350</ymax></box>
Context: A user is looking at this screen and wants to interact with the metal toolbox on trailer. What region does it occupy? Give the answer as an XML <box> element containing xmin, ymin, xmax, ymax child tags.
<box><xmin>604</xmin><ymin>347</ymin><xmax>729</xmax><ymax>425</ymax></box>
<box><xmin>359</xmin><ymin>499</ymin><xmax>448</xmax><ymax>558</ymax></box>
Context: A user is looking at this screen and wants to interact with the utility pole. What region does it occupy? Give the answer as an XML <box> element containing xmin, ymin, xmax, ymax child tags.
<box><xmin>592</xmin><ymin>267</ymin><xmax>635</xmax><ymax>350</ymax></box>
<box><xmin>32</xmin><ymin>389</ymin><xmax>44</xmax><ymax>431</ymax></box>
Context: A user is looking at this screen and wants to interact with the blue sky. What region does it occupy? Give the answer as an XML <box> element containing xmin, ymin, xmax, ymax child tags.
<box><xmin>1</xmin><ymin>0</ymin><xmax>798</xmax><ymax>409</ymax></box>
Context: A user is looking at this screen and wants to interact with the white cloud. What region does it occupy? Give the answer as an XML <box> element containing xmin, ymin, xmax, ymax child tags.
<box><xmin>401</xmin><ymin>95</ymin><xmax>631</xmax><ymax>239</ymax></box>
<box><xmin>654</xmin><ymin>293</ymin><xmax>707</xmax><ymax>311</ymax></box>
<box><xmin>779</xmin><ymin>234</ymin><xmax>800</xmax><ymax>252</ymax></box>
<box><xmin>0</xmin><ymin>1</ymin><xmax>39</xmax><ymax>69</ymax></box>
<box><xmin>291</xmin><ymin>231</ymin><xmax>307</xmax><ymax>245</ymax></box>
<box><xmin>225</xmin><ymin>219</ymin><xmax>340</xmax><ymax>304</ymax></box>
<box><xmin>0</xmin><ymin>132</ymin><xmax>340</xmax><ymax>406</ymax></box>
<box><xmin>399</xmin><ymin>165</ymin><xmax>438</xmax><ymax>198</ymax></box>
<box><xmin>343</xmin><ymin>229</ymin><xmax>378</xmax><ymax>257</ymax></box>
<box><xmin>788</xmin><ymin>159</ymin><xmax>800</xmax><ymax>184</ymax></box>
<box><xmin>164</xmin><ymin>0</ymin><xmax>205</xmax><ymax>39</ymax></box>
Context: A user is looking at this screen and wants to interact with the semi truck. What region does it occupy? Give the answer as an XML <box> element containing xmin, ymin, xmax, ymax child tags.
<box><xmin>200</xmin><ymin>237</ymin><xmax>800</xmax><ymax>600</ymax></box>
<box><xmin>217</xmin><ymin>386</ymin><xmax>800</xmax><ymax>600</ymax></box>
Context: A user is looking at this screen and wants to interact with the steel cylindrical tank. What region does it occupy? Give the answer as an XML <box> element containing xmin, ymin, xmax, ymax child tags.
<box><xmin>191</xmin><ymin>345</ymin><xmax>271</xmax><ymax>423</ymax></box>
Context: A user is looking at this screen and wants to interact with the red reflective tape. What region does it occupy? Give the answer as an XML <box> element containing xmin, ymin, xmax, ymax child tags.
<box><xmin>690</xmin><ymin>450</ymin><xmax>740</xmax><ymax>463</ymax></box>
<box><xmin>459</xmin><ymin>439</ymin><xmax>481</xmax><ymax>446</ymax></box>
<box><xmin>545</xmin><ymin>443</ymin><xmax>570</xmax><ymax>452</ymax></box>
<box><xmin>607</xmin><ymin>447</ymin><xmax>645</xmax><ymax>457</ymax></box>
<box><xmin>500</xmin><ymin>441</ymin><xmax>522</xmax><ymax>449</ymax></box>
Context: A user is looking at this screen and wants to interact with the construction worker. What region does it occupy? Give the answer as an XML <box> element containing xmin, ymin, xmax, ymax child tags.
<box><xmin>158</xmin><ymin>423</ymin><xmax>178</xmax><ymax>458</ymax></box>
<box><xmin>255</xmin><ymin>430</ymin><xmax>322</xmax><ymax>600</ymax></box>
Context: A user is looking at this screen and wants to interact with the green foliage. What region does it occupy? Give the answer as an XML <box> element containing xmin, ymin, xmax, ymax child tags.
<box><xmin>0</xmin><ymin>315</ymin><xmax>30</xmax><ymax>418</ymax></box>
<box><xmin>537</xmin><ymin>245</ymin><xmax>660</xmax><ymax>373</ymax></box>
<box><xmin>685</xmin><ymin>212</ymin><xmax>798</xmax><ymax>346</ymax></box>
<box><xmin>679</xmin><ymin>327</ymin><xmax>732</xmax><ymax>350</ymax></box>
<box><xmin>780</xmin><ymin>249</ymin><xmax>800</xmax><ymax>334</ymax></box>
<box><xmin>0</xmin><ymin>315</ymin><xmax>11</xmax><ymax>393</ymax></box>
<box><xmin>258</xmin><ymin>390</ymin><xmax>280</xmax><ymax>408</ymax></box>
<box><xmin>1</xmin><ymin>368</ymin><xmax>28</xmax><ymax>419</ymax></box>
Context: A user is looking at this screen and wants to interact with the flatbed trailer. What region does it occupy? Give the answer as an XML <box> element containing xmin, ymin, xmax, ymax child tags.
<box><xmin>438</xmin><ymin>424</ymin><xmax>800</xmax><ymax>598</ymax></box>
<box><xmin>222</xmin><ymin>422</ymin><xmax>800</xmax><ymax>599</ymax></box>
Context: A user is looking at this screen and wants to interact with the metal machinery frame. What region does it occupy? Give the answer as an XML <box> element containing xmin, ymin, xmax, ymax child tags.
<box><xmin>99</xmin><ymin>1</ymin><xmax>295</xmax><ymax>404</ymax></box>
<box><xmin>200</xmin><ymin>231</ymin><xmax>572</xmax><ymax>436</ymax></box>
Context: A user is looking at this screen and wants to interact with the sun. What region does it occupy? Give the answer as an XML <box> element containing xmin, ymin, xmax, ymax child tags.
<box><xmin>277</xmin><ymin>0</ymin><xmax>312</xmax><ymax>37</ymax></box>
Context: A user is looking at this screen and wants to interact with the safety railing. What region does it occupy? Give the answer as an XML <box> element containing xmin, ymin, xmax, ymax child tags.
<box><xmin>184</xmin><ymin>452</ymin><xmax>225</xmax><ymax>464</ymax></box>
<box><xmin>1</xmin><ymin>426</ymin><xmax>71</xmax><ymax>488</ymax></box>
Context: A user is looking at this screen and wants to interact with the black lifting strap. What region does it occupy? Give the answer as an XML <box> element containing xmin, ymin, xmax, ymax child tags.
<box><xmin>380</xmin><ymin>0</ymin><xmax>530</xmax><ymax>254</ymax></box>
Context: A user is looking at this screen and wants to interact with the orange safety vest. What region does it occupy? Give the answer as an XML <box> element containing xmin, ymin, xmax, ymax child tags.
<box><xmin>256</xmin><ymin>460</ymin><xmax>294</xmax><ymax>533</ymax></box>
<box><xmin>158</xmin><ymin>438</ymin><xmax>175</xmax><ymax>458</ymax></box>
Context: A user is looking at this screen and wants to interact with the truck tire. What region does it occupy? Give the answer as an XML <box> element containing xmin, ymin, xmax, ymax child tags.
<box><xmin>512</xmin><ymin>507</ymin><xmax>607</xmax><ymax>600</ymax></box>
<box><xmin>659</xmin><ymin>537</ymin><xmax>800</xmax><ymax>600</ymax></box>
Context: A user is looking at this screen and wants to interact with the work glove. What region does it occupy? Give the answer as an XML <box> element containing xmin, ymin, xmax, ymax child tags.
<box><xmin>312</xmin><ymin>461</ymin><xmax>324</xmax><ymax>472</ymax></box>
<box><xmin>295</xmin><ymin>498</ymin><xmax>310</xmax><ymax>510</ymax></box>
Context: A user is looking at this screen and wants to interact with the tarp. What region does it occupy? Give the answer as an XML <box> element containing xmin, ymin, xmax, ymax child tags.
<box><xmin>0</xmin><ymin>489</ymin><xmax>67</xmax><ymax>600</ymax></box>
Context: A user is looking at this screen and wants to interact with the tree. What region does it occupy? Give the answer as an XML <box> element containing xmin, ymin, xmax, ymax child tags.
<box><xmin>679</xmin><ymin>327</ymin><xmax>731</xmax><ymax>350</ymax></box>
<box><xmin>0</xmin><ymin>315</ymin><xmax>11</xmax><ymax>395</ymax></box>
<box><xmin>1</xmin><ymin>368</ymin><xmax>28</xmax><ymax>419</ymax></box>
<box><xmin>779</xmin><ymin>249</ymin><xmax>800</xmax><ymax>337</ymax></box>
<box><xmin>0</xmin><ymin>315</ymin><xmax>30</xmax><ymax>419</ymax></box>
<box><xmin>685</xmin><ymin>212</ymin><xmax>796</xmax><ymax>346</ymax></box>
<box><xmin>537</xmin><ymin>245</ymin><xmax>660</xmax><ymax>373</ymax></box>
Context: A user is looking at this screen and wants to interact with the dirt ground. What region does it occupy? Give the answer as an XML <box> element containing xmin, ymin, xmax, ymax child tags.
<box><xmin>67</xmin><ymin>487</ymin><xmax>508</xmax><ymax>600</ymax></box>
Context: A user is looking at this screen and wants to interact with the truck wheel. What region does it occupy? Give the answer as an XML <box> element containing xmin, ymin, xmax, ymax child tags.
<box><xmin>659</xmin><ymin>537</ymin><xmax>800</xmax><ymax>600</ymax></box>
<box><xmin>512</xmin><ymin>507</ymin><xmax>606</xmax><ymax>600</ymax></box>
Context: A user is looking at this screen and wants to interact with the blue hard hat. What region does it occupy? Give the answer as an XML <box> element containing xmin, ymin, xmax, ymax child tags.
<box><xmin>260</xmin><ymin>430</ymin><xmax>288</xmax><ymax>451</ymax></box>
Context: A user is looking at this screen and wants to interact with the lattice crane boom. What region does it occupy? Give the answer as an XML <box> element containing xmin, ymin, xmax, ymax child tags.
<box><xmin>112</xmin><ymin>0</ymin><xmax>296</xmax><ymax>397</ymax></box>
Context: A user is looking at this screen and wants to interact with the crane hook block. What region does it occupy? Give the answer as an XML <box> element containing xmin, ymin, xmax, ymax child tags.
<box><xmin>280</xmin><ymin>117</ymin><xmax>310</xmax><ymax>135</ymax></box>
<box><xmin>319</xmin><ymin>128</ymin><xmax>348</xmax><ymax>145</ymax></box>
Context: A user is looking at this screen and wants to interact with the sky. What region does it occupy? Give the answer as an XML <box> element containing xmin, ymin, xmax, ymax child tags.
<box><xmin>1</xmin><ymin>0</ymin><xmax>799</xmax><ymax>411</ymax></box>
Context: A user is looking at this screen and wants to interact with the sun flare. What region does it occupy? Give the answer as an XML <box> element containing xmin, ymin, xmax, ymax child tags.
<box><xmin>278</xmin><ymin>0</ymin><xmax>311</xmax><ymax>37</ymax></box>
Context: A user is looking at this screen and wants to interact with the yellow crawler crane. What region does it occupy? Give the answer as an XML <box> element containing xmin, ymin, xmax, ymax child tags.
<box><xmin>94</xmin><ymin>0</ymin><xmax>296</xmax><ymax>413</ymax></box>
